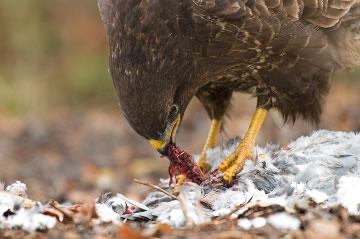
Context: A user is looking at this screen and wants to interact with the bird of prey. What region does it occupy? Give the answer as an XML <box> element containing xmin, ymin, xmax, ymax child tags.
<box><xmin>98</xmin><ymin>0</ymin><xmax>360</xmax><ymax>187</ymax></box>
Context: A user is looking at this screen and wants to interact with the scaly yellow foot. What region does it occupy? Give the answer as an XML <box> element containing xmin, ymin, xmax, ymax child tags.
<box><xmin>174</xmin><ymin>119</ymin><xmax>222</xmax><ymax>192</ymax></box>
<box><xmin>218</xmin><ymin>108</ymin><xmax>267</xmax><ymax>185</ymax></box>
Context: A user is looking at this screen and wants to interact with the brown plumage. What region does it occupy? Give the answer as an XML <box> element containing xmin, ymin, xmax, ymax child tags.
<box><xmin>98</xmin><ymin>0</ymin><xmax>360</xmax><ymax>181</ymax></box>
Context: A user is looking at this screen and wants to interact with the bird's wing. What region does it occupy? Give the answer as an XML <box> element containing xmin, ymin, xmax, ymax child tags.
<box><xmin>292</xmin><ymin>0</ymin><xmax>357</xmax><ymax>27</ymax></box>
<box><xmin>192</xmin><ymin>0</ymin><xmax>357</xmax><ymax>28</ymax></box>
<box><xmin>342</xmin><ymin>3</ymin><xmax>360</xmax><ymax>22</ymax></box>
<box><xmin>98</xmin><ymin>0</ymin><xmax>115</xmax><ymax>35</ymax></box>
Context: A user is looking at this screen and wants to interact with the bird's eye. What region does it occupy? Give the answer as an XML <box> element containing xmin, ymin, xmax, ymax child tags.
<box><xmin>169</xmin><ymin>104</ymin><xmax>179</xmax><ymax>119</ymax></box>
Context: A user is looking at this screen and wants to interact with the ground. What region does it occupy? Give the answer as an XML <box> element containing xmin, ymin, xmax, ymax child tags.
<box><xmin>0</xmin><ymin>1</ymin><xmax>359</xmax><ymax>237</ymax></box>
<box><xmin>0</xmin><ymin>82</ymin><xmax>360</xmax><ymax>238</ymax></box>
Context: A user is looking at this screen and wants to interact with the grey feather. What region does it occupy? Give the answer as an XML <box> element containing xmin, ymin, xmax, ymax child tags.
<box><xmin>143</xmin><ymin>130</ymin><xmax>360</xmax><ymax>227</ymax></box>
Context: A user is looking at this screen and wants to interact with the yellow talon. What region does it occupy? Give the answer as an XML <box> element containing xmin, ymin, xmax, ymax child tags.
<box><xmin>174</xmin><ymin>175</ymin><xmax>186</xmax><ymax>193</ymax></box>
<box><xmin>197</xmin><ymin>119</ymin><xmax>222</xmax><ymax>173</ymax></box>
<box><xmin>175</xmin><ymin>108</ymin><xmax>266</xmax><ymax>189</ymax></box>
<box><xmin>218</xmin><ymin>108</ymin><xmax>267</xmax><ymax>184</ymax></box>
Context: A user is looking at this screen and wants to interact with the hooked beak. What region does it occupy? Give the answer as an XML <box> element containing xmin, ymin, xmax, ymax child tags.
<box><xmin>149</xmin><ymin>114</ymin><xmax>180</xmax><ymax>155</ymax></box>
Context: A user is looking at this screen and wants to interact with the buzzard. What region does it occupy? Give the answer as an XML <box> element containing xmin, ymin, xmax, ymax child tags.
<box><xmin>98</xmin><ymin>0</ymin><xmax>360</xmax><ymax>187</ymax></box>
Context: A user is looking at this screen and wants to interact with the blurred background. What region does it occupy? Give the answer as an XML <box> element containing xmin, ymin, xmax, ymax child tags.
<box><xmin>0</xmin><ymin>0</ymin><xmax>359</xmax><ymax>203</ymax></box>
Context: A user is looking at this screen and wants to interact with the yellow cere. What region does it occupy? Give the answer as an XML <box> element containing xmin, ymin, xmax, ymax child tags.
<box><xmin>149</xmin><ymin>139</ymin><xmax>167</xmax><ymax>149</ymax></box>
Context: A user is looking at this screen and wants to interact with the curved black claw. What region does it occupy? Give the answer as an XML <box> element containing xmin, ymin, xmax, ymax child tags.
<box><xmin>223</xmin><ymin>179</ymin><xmax>230</xmax><ymax>188</ymax></box>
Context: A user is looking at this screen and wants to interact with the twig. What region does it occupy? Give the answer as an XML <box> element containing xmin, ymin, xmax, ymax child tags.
<box><xmin>134</xmin><ymin>179</ymin><xmax>194</xmax><ymax>227</ymax></box>
<box><xmin>223</xmin><ymin>195</ymin><xmax>254</xmax><ymax>219</ymax></box>
<box><xmin>134</xmin><ymin>179</ymin><xmax>178</xmax><ymax>201</ymax></box>
<box><xmin>179</xmin><ymin>193</ymin><xmax>193</xmax><ymax>227</ymax></box>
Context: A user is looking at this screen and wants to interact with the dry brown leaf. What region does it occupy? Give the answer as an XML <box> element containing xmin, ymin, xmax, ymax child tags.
<box><xmin>42</xmin><ymin>208</ymin><xmax>64</xmax><ymax>222</ymax></box>
<box><xmin>117</xmin><ymin>224</ymin><xmax>146</xmax><ymax>239</ymax></box>
<box><xmin>143</xmin><ymin>223</ymin><xmax>172</xmax><ymax>237</ymax></box>
<box><xmin>304</xmin><ymin>219</ymin><xmax>341</xmax><ymax>239</ymax></box>
<box><xmin>50</xmin><ymin>200</ymin><xmax>98</xmax><ymax>223</ymax></box>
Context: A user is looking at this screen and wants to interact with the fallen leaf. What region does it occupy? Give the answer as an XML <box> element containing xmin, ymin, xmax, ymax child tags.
<box><xmin>117</xmin><ymin>224</ymin><xmax>146</xmax><ymax>239</ymax></box>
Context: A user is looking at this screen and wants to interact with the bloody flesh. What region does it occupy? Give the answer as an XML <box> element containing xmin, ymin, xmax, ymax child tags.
<box><xmin>165</xmin><ymin>144</ymin><xmax>206</xmax><ymax>186</ymax></box>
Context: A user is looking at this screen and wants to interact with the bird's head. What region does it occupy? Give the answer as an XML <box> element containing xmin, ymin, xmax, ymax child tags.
<box><xmin>104</xmin><ymin>0</ymin><xmax>205</xmax><ymax>155</ymax></box>
<box><xmin>113</xmin><ymin>68</ymin><xmax>195</xmax><ymax>155</ymax></box>
<box><xmin>108</xmin><ymin>20</ymin><xmax>197</xmax><ymax>155</ymax></box>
